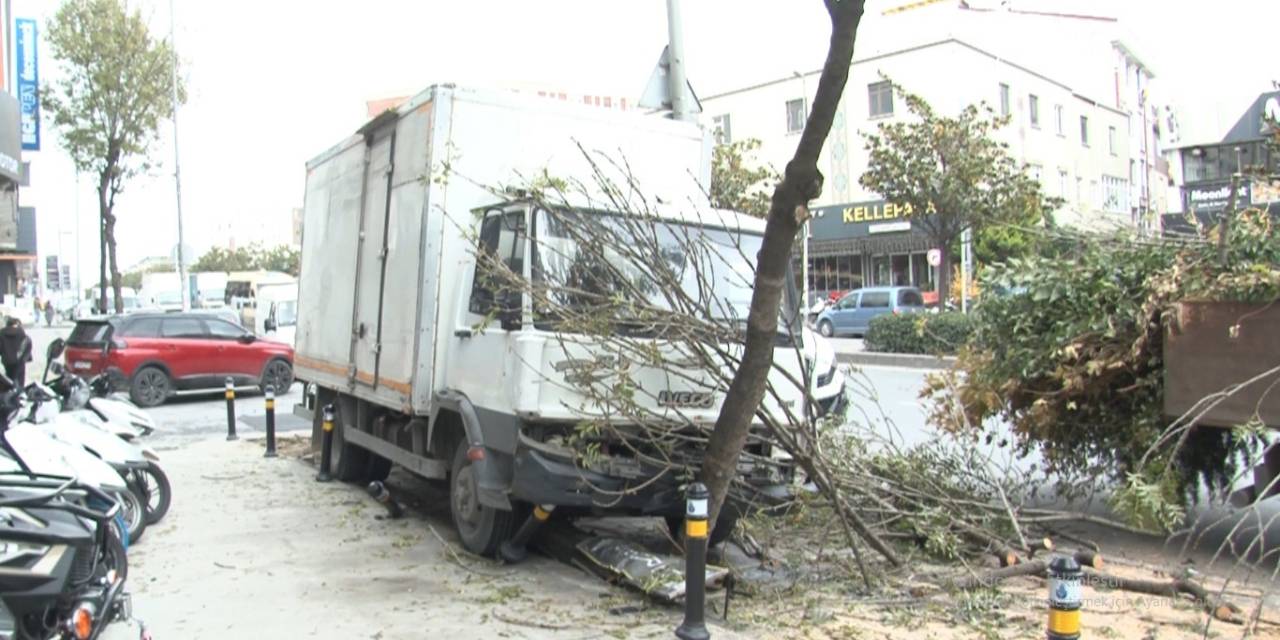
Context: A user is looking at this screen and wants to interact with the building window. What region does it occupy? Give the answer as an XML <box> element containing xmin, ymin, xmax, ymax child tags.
<box><xmin>1075</xmin><ymin>176</ymin><xmax>1083</xmax><ymax>203</ymax></box>
<box><xmin>786</xmin><ymin>98</ymin><xmax>806</xmax><ymax>133</ymax></box>
<box><xmin>1102</xmin><ymin>175</ymin><xmax>1129</xmax><ymax>213</ymax></box>
<box><xmin>868</xmin><ymin>81</ymin><xmax>893</xmax><ymax>118</ymax></box>
<box><xmin>1029</xmin><ymin>94</ymin><xmax>1040</xmax><ymax>128</ymax></box>
<box><xmin>1054</xmin><ymin>105</ymin><xmax>1064</xmax><ymax>136</ymax></box>
<box><xmin>712</xmin><ymin>114</ymin><xmax>732</xmax><ymax>145</ymax></box>
<box><xmin>1108</xmin><ymin>126</ymin><xmax>1117</xmax><ymax>155</ymax></box>
<box><xmin>1080</xmin><ymin>115</ymin><xmax>1089</xmax><ymax>146</ymax></box>
<box><xmin>1058</xmin><ymin>170</ymin><xmax>1069</xmax><ymax>199</ymax></box>
<box><xmin>999</xmin><ymin>83</ymin><xmax>1011</xmax><ymax>117</ymax></box>
<box><xmin>1027</xmin><ymin>163</ymin><xmax>1043</xmax><ymax>182</ymax></box>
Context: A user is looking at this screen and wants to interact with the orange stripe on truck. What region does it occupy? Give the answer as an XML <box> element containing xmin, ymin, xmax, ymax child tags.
<box><xmin>295</xmin><ymin>356</ymin><xmax>411</xmax><ymax>396</ymax></box>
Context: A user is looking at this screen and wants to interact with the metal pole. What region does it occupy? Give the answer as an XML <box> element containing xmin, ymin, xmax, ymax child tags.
<box><xmin>224</xmin><ymin>377</ymin><xmax>237</xmax><ymax>441</ymax></box>
<box><xmin>316</xmin><ymin>404</ymin><xmax>335</xmax><ymax>482</ymax></box>
<box><xmin>675</xmin><ymin>483</ymin><xmax>710</xmax><ymax>640</ymax></box>
<box><xmin>169</xmin><ymin>0</ymin><xmax>189</xmax><ymax>312</ymax></box>
<box><xmin>665</xmin><ymin>0</ymin><xmax>692</xmax><ymax>122</ymax></box>
<box><xmin>1046</xmin><ymin>555</ymin><xmax>1082</xmax><ymax>639</ymax></box>
<box><xmin>263</xmin><ymin>385</ymin><xmax>276</xmax><ymax>458</ymax></box>
<box><xmin>801</xmin><ymin>219</ymin><xmax>809</xmax><ymax>311</ymax></box>
<box><xmin>960</xmin><ymin>227</ymin><xmax>972</xmax><ymax>313</ymax></box>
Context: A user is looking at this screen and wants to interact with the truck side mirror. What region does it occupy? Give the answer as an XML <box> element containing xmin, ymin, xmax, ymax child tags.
<box><xmin>264</xmin><ymin>316</ymin><xmax>276</xmax><ymax>332</ymax></box>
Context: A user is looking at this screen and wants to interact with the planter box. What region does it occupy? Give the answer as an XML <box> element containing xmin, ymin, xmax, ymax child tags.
<box><xmin>1164</xmin><ymin>301</ymin><xmax>1280</xmax><ymax>427</ymax></box>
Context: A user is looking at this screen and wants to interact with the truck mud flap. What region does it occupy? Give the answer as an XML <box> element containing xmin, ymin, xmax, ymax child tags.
<box><xmin>434</xmin><ymin>390</ymin><xmax>513</xmax><ymax>510</ymax></box>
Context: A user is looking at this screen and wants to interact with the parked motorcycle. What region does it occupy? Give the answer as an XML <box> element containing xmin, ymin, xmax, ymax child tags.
<box><xmin>34</xmin><ymin>341</ymin><xmax>171</xmax><ymax>529</ymax></box>
<box><xmin>0</xmin><ymin>386</ymin><xmax>145</xmax><ymax>639</ymax></box>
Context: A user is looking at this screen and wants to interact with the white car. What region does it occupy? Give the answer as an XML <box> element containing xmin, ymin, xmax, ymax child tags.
<box><xmin>806</xmin><ymin>326</ymin><xmax>847</xmax><ymax>417</ymax></box>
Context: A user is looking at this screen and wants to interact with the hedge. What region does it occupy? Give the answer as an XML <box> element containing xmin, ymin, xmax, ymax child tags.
<box><xmin>863</xmin><ymin>312</ymin><xmax>972</xmax><ymax>355</ymax></box>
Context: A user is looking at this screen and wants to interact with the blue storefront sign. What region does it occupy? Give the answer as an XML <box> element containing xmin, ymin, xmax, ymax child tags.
<box><xmin>16</xmin><ymin>18</ymin><xmax>39</xmax><ymax>152</ymax></box>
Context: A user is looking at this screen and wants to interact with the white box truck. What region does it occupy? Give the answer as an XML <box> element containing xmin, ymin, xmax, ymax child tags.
<box><xmin>296</xmin><ymin>85</ymin><xmax>845</xmax><ymax>556</ymax></box>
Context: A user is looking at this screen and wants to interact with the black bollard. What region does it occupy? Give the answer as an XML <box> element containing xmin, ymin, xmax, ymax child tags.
<box><xmin>498</xmin><ymin>504</ymin><xmax>556</xmax><ymax>564</ymax></box>
<box><xmin>675</xmin><ymin>483</ymin><xmax>711</xmax><ymax>640</ymax></box>
<box><xmin>1047</xmin><ymin>554</ymin><xmax>1082</xmax><ymax>640</ymax></box>
<box><xmin>366</xmin><ymin>481</ymin><xmax>403</xmax><ymax>519</ymax></box>
<box><xmin>316</xmin><ymin>404</ymin><xmax>334</xmax><ymax>482</ymax></box>
<box><xmin>263</xmin><ymin>385</ymin><xmax>277</xmax><ymax>458</ymax></box>
<box><xmin>224</xmin><ymin>377</ymin><xmax>238</xmax><ymax>441</ymax></box>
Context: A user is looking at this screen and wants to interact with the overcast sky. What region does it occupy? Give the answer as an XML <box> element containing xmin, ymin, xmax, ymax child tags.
<box><xmin>14</xmin><ymin>0</ymin><xmax>1278</xmax><ymax>289</ymax></box>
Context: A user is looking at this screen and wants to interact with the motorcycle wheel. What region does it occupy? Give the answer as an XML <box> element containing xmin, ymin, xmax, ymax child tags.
<box><xmin>101</xmin><ymin>525</ymin><xmax>129</xmax><ymax>583</ymax></box>
<box><xmin>116</xmin><ymin>489</ymin><xmax>147</xmax><ymax>544</ymax></box>
<box><xmin>131</xmin><ymin>464</ymin><xmax>172</xmax><ymax>525</ymax></box>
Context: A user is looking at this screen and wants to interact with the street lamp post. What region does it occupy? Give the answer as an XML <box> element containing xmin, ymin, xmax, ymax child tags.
<box><xmin>170</xmin><ymin>0</ymin><xmax>189</xmax><ymax>312</ymax></box>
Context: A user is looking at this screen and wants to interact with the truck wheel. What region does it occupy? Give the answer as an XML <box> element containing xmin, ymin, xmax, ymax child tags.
<box><xmin>330</xmin><ymin>406</ymin><xmax>369</xmax><ymax>482</ymax></box>
<box><xmin>367</xmin><ymin>453</ymin><xmax>392</xmax><ymax>483</ymax></box>
<box><xmin>449</xmin><ymin>440</ymin><xmax>515</xmax><ymax>557</ymax></box>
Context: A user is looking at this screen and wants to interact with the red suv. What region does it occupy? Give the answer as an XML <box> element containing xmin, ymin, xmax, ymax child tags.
<box><xmin>65</xmin><ymin>313</ymin><xmax>295</xmax><ymax>407</ymax></box>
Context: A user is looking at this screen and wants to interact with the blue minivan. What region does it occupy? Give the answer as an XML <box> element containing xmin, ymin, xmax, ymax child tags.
<box><xmin>815</xmin><ymin>286</ymin><xmax>925</xmax><ymax>337</ymax></box>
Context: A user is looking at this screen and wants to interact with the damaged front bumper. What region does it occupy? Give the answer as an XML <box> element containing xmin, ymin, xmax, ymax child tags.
<box><xmin>509</xmin><ymin>431</ymin><xmax>795</xmax><ymax>517</ymax></box>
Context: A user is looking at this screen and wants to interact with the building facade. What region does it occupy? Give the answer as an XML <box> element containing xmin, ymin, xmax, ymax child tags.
<box><xmin>1165</xmin><ymin>91</ymin><xmax>1280</xmax><ymax>235</ymax></box>
<box><xmin>703</xmin><ymin>37</ymin><xmax>1130</xmax><ymax>297</ymax></box>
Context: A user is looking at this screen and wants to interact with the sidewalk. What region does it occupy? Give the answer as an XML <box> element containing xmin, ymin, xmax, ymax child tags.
<box><xmin>129</xmin><ymin>433</ymin><xmax>751</xmax><ymax>639</ymax></box>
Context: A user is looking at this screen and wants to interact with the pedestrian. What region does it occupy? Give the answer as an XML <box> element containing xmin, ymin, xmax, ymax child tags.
<box><xmin>0</xmin><ymin>318</ymin><xmax>32</xmax><ymax>391</ymax></box>
<box><xmin>44</xmin><ymin>300</ymin><xmax>54</xmax><ymax>327</ymax></box>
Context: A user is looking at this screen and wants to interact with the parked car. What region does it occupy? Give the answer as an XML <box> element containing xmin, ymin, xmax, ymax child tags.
<box><xmin>815</xmin><ymin>286</ymin><xmax>925</xmax><ymax>337</ymax></box>
<box><xmin>64</xmin><ymin>312</ymin><xmax>295</xmax><ymax>407</ymax></box>
<box><xmin>189</xmin><ymin>307</ymin><xmax>243</xmax><ymax>327</ymax></box>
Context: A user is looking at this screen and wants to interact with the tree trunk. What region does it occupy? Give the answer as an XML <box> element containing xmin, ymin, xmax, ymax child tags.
<box><xmin>935</xmin><ymin>242</ymin><xmax>951</xmax><ymax>307</ymax></box>
<box><xmin>105</xmin><ymin>209</ymin><xmax>121</xmax><ymax>313</ymax></box>
<box><xmin>97</xmin><ymin>179</ymin><xmax>109</xmax><ymax>314</ymax></box>
<box><xmin>701</xmin><ymin>0</ymin><xmax>866</xmax><ymax>528</ymax></box>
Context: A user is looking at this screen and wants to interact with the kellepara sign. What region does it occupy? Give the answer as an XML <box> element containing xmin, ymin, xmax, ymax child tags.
<box><xmin>15</xmin><ymin>18</ymin><xmax>39</xmax><ymax>152</ymax></box>
<box><xmin>810</xmin><ymin>199</ymin><xmax>935</xmax><ymax>241</ymax></box>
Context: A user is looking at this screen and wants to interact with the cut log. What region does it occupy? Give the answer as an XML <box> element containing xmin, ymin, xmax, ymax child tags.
<box><xmin>1027</xmin><ymin>537</ymin><xmax>1054</xmax><ymax>558</ymax></box>
<box><xmin>953</xmin><ymin>559</ymin><xmax>1046</xmax><ymax>591</ymax></box>
<box><xmin>1084</xmin><ymin>569</ymin><xmax>1243</xmax><ymax>624</ymax></box>
<box><xmin>954</xmin><ymin>551</ymin><xmax>1104</xmax><ymax>591</ymax></box>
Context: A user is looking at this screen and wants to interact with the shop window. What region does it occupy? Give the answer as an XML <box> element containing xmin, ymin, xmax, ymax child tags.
<box><xmin>871</xmin><ymin>255</ymin><xmax>890</xmax><ymax>286</ymax></box>
<box><xmin>891</xmin><ymin>254</ymin><xmax>910</xmax><ymax>286</ymax></box>
<box><xmin>910</xmin><ymin>253</ymin><xmax>934</xmax><ymax>291</ymax></box>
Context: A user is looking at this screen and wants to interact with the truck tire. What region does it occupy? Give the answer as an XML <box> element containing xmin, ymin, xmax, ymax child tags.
<box><xmin>367</xmin><ymin>454</ymin><xmax>392</xmax><ymax>483</ymax></box>
<box><xmin>449</xmin><ymin>440</ymin><xmax>515</xmax><ymax>557</ymax></box>
<box><xmin>330</xmin><ymin>405</ymin><xmax>369</xmax><ymax>482</ymax></box>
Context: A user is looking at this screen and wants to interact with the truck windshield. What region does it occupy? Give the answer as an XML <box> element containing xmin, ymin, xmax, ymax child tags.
<box><xmin>533</xmin><ymin>208</ymin><xmax>777</xmax><ymax>328</ymax></box>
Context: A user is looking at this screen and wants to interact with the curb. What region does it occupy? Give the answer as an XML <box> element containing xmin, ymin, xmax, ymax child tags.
<box><xmin>836</xmin><ymin>351</ymin><xmax>954</xmax><ymax>370</ymax></box>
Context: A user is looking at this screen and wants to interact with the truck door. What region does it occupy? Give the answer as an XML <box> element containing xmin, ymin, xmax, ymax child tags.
<box><xmin>348</xmin><ymin>125</ymin><xmax>395</xmax><ymax>388</ymax></box>
<box><xmin>449</xmin><ymin>206</ymin><xmax>530</xmax><ymax>409</ymax></box>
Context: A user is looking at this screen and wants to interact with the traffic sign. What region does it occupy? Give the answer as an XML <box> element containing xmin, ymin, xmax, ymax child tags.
<box><xmin>927</xmin><ymin>249</ymin><xmax>941</xmax><ymax>267</ymax></box>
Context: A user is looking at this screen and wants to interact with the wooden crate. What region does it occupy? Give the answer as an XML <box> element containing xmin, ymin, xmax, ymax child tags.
<box><xmin>1163</xmin><ymin>301</ymin><xmax>1280</xmax><ymax>427</ymax></box>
